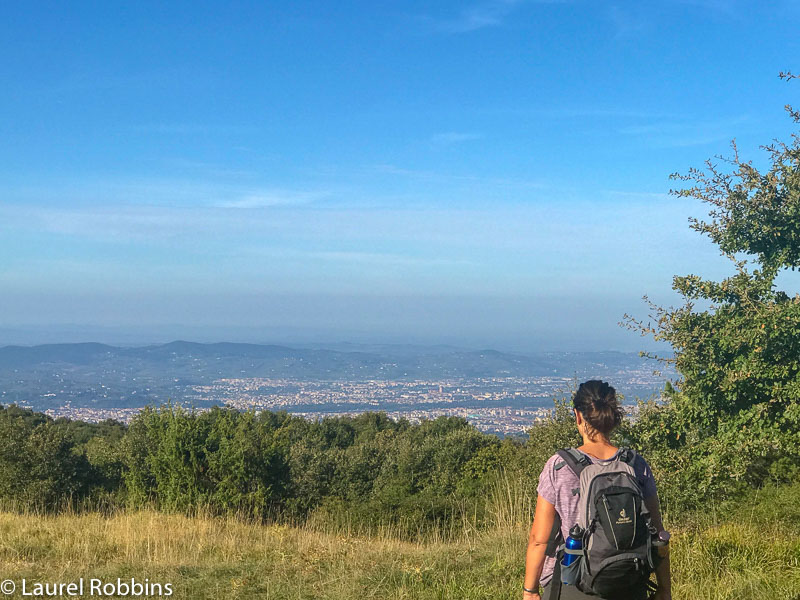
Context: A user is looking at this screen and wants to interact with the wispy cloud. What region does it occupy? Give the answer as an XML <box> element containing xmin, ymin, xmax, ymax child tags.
<box><xmin>606</xmin><ymin>2</ymin><xmax>742</xmax><ymax>41</ymax></box>
<box><xmin>160</xmin><ymin>158</ymin><xmax>259</xmax><ymax>180</ymax></box>
<box><xmin>607</xmin><ymin>5</ymin><xmax>649</xmax><ymax>39</ymax></box>
<box><xmin>430</xmin><ymin>131</ymin><xmax>483</xmax><ymax>145</ymax></box>
<box><xmin>0</xmin><ymin>196</ymin><xmax>605</xmax><ymax>250</ymax></box>
<box><xmin>370</xmin><ymin>164</ymin><xmax>547</xmax><ymax>190</ymax></box>
<box><xmin>215</xmin><ymin>190</ymin><xmax>329</xmax><ymax>209</ymax></box>
<box><xmin>619</xmin><ymin>115</ymin><xmax>752</xmax><ymax>148</ymax></box>
<box><xmin>440</xmin><ymin>1</ymin><xmax>521</xmax><ymax>33</ymax></box>
<box><xmin>0</xmin><ymin>193</ymin><xmax>720</xmax><ymax>306</ymax></box>
<box><xmin>301</xmin><ymin>250</ymin><xmax>473</xmax><ymax>267</ymax></box>
<box><xmin>672</xmin><ymin>0</ymin><xmax>744</xmax><ymax>19</ymax></box>
<box><xmin>129</xmin><ymin>123</ymin><xmax>252</xmax><ymax>135</ymax></box>
<box><xmin>2</xmin><ymin>204</ymin><xmax>214</xmax><ymax>241</ymax></box>
<box><xmin>0</xmin><ymin>178</ymin><xmax>333</xmax><ymax>212</ymax></box>
<box><xmin>30</xmin><ymin>66</ymin><xmax>216</xmax><ymax>99</ymax></box>
<box><xmin>468</xmin><ymin>105</ymin><xmax>678</xmax><ymax>120</ymax></box>
<box><xmin>600</xmin><ymin>190</ymin><xmax>673</xmax><ymax>202</ymax></box>
<box><xmin>421</xmin><ymin>0</ymin><xmax>567</xmax><ymax>34</ymax></box>
<box><xmin>0</xmin><ymin>185</ymin><xmax>332</xmax><ymax>242</ymax></box>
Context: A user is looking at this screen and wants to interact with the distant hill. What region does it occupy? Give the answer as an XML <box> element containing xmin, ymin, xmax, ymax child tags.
<box><xmin>0</xmin><ymin>341</ymin><xmax>672</xmax><ymax>413</ymax></box>
<box><xmin>0</xmin><ymin>341</ymin><xmax>545</xmax><ymax>376</ymax></box>
<box><xmin>0</xmin><ymin>340</ymin><xmax>645</xmax><ymax>379</ymax></box>
<box><xmin>0</xmin><ymin>342</ymin><xmax>117</xmax><ymax>367</ymax></box>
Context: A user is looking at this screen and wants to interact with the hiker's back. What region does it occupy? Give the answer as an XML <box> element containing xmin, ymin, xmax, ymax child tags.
<box><xmin>523</xmin><ymin>381</ymin><xmax>671</xmax><ymax>600</ymax></box>
<box><xmin>543</xmin><ymin>447</ymin><xmax>659</xmax><ymax>600</ymax></box>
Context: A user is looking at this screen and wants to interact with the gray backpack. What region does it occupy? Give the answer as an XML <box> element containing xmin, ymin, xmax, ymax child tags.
<box><xmin>546</xmin><ymin>447</ymin><xmax>658</xmax><ymax>600</ymax></box>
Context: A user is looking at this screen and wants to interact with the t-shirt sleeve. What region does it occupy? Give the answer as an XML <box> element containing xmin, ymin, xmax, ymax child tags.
<box><xmin>636</xmin><ymin>454</ymin><xmax>658</xmax><ymax>499</ymax></box>
<box><xmin>537</xmin><ymin>454</ymin><xmax>559</xmax><ymax>505</ymax></box>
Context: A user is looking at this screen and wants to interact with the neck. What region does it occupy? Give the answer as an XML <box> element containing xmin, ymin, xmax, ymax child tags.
<box><xmin>578</xmin><ymin>435</ymin><xmax>618</xmax><ymax>460</ymax></box>
<box><xmin>580</xmin><ymin>433</ymin><xmax>614</xmax><ymax>448</ymax></box>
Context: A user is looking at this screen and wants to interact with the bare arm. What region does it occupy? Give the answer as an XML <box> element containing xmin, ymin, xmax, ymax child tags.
<box><xmin>523</xmin><ymin>494</ymin><xmax>556</xmax><ymax>600</ymax></box>
<box><xmin>644</xmin><ymin>493</ymin><xmax>671</xmax><ymax>600</ymax></box>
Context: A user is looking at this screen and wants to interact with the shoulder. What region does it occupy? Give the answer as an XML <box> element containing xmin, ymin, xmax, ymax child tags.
<box><xmin>543</xmin><ymin>451</ymin><xmax>563</xmax><ymax>469</ymax></box>
<box><xmin>540</xmin><ymin>449</ymin><xmax>580</xmax><ymax>473</ymax></box>
<box><xmin>538</xmin><ymin>450</ymin><xmax>583</xmax><ymax>485</ymax></box>
<box><xmin>537</xmin><ymin>452</ymin><xmax>561</xmax><ymax>478</ymax></box>
<box><xmin>537</xmin><ymin>451</ymin><xmax>573</xmax><ymax>505</ymax></box>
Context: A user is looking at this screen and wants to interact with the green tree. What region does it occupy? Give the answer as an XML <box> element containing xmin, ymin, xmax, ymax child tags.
<box><xmin>625</xmin><ymin>73</ymin><xmax>800</xmax><ymax>502</ymax></box>
<box><xmin>0</xmin><ymin>408</ymin><xmax>92</xmax><ymax>509</ymax></box>
<box><xmin>205</xmin><ymin>409</ymin><xmax>289</xmax><ymax>515</ymax></box>
<box><xmin>123</xmin><ymin>405</ymin><xmax>291</xmax><ymax>515</ymax></box>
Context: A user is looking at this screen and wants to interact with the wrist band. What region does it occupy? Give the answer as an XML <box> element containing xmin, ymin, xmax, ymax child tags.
<box><xmin>522</xmin><ymin>584</ymin><xmax>538</xmax><ymax>593</ymax></box>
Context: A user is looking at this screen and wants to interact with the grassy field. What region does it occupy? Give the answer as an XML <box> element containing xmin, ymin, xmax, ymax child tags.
<box><xmin>0</xmin><ymin>481</ymin><xmax>798</xmax><ymax>599</ymax></box>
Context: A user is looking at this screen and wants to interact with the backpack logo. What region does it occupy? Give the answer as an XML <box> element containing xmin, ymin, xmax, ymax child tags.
<box><xmin>616</xmin><ymin>507</ymin><xmax>632</xmax><ymax>525</ymax></box>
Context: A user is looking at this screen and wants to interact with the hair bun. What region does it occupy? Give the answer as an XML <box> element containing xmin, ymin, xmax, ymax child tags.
<box><xmin>572</xmin><ymin>379</ymin><xmax>622</xmax><ymax>438</ymax></box>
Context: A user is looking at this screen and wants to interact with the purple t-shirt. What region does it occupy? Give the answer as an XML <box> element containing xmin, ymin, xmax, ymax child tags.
<box><xmin>536</xmin><ymin>448</ymin><xmax>658</xmax><ymax>586</ymax></box>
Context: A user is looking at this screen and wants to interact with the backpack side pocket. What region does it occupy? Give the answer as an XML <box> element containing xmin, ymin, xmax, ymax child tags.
<box><xmin>560</xmin><ymin>548</ymin><xmax>583</xmax><ymax>585</ymax></box>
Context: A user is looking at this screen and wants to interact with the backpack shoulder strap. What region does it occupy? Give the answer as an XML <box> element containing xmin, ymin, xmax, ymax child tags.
<box><xmin>546</xmin><ymin>559</ymin><xmax>563</xmax><ymax>600</ymax></box>
<box><xmin>555</xmin><ymin>448</ymin><xmax>591</xmax><ymax>497</ymax></box>
<box><xmin>544</xmin><ymin>509</ymin><xmax>564</xmax><ymax>600</ymax></box>
<box><xmin>555</xmin><ymin>447</ymin><xmax>591</xmax><ymax>477</ymax></box>
<box><xmin>544</xmin><ymin>510</ymin><xmax>562</xmax><ymax>558</ymax></box>
<box><xmin>618</xmin><ymin>447</ymin><xmax>651</xmax><ymax>494</ymax></box>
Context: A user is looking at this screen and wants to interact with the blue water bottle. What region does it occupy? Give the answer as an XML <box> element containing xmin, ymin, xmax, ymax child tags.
<box><xmin>563</xmin><ymin>525</ymin><xmax>584</xmax><ymax>566</ymax></box>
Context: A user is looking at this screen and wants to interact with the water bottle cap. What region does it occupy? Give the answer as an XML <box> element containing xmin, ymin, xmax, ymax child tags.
<box><xmin>569</xmin><ymin>524</ymin><xmax>584</xmax><ymax>538</ymax></box>
<box><xmin>658</xmin><ymin>530</ymin><xmax>671</xmax><ymax>542</ymax></box>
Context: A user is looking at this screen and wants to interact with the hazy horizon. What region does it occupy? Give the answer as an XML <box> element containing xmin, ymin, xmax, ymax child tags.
<box><xmin>2</xmin><ymin>2</ymin><xmax>799</xmax><ymax>350</ymax></box>
<box><xmin>0</xmin><ymin>322</ymin><xmax>668</xmax><ymax>354</ymax></box>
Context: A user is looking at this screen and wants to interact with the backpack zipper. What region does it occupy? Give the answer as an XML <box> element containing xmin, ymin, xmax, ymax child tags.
<box><xmin>601</xmin><ymin>495</ymin><xmax>620</xmax><ymax>549</ymax></box>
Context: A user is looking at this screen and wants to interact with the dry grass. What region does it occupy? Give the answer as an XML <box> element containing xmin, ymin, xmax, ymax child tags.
<box><xmin>0</xmin><ymin>480</ymin><xmax>797</xmax><ymax>599</ymax></box>
<box><xmin>0</xmin><ymin>509</ymin><xmax>518</xmax><ymax>599</ymax></box>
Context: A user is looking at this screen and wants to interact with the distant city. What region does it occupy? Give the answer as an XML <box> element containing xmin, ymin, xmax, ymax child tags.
<box><xmin>0</xmin><ymin>341</ymin><xmax>675</xmax><ymax>436</ymax></box>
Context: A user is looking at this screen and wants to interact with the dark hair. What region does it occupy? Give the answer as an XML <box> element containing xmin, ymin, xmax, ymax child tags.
<box><xmin>572</xmin><ymin>380</ymin><xmax>623</xmax><ymax>438</ymax></box>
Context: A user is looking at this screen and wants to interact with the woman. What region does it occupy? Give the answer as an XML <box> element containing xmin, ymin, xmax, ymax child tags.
<box><xmin>522</xmin><ymin>380</ymin><xmax>671</xmax><ymax>600</ymax></box>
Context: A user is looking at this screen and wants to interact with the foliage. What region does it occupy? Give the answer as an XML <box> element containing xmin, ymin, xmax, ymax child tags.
<box><xmin>524</xmin><ymin>396</ymin><xmax>583</xmax><ymax>472</ymax></box>
<box><xmin>624</xmin><ymin>73</ymin><xmax>800</xmax><ymax>506</ymax></box>
<box><xmin>0</xmin><ymin>406</ymin><xmax>93</xmax><ymax>509</ymax></box>
<box><xmin>118</xmin><ymin>405</ymin><xmax>517</xmax><ymax>534</ymax></box>
<box><xmin>123</xmin><ymin>405</ymin><xmax>290</xmax><ymax>515</ymax></box>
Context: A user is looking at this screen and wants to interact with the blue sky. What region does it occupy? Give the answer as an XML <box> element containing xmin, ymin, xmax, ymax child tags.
<box><xmin>1</xmin><ymin>0</ymin><xmax>799</xmax><ymax>351</ymax></box>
